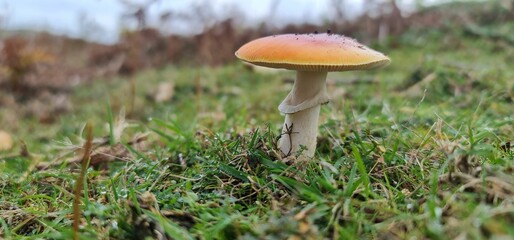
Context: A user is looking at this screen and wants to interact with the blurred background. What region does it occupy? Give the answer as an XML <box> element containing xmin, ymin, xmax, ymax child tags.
<box><xmin>1</xmin><ymin>0</ymin><xmax>512</xmax><ymax>89</ymax></box>
<box><xmin>0</xmin><ymin>0</ymin><xmax>513</xmax><ymax>150</ymax></box>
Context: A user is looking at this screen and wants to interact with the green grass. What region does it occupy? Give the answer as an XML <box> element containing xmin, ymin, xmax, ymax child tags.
<box><xmin>1</xmin><ymin>20</ymin><xmax>514</xmax><ymax>239</ymax></box>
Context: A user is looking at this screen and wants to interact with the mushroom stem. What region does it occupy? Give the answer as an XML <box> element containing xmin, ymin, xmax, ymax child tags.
<box><xmin>279</xmin><ymin>71</ymin><xmax>329</xmax><ymax>158</ymax></box>
<box><xmin>280</xmin><ymin>105</ymin><xmax>321</xmax><ymax>158</ymax></box>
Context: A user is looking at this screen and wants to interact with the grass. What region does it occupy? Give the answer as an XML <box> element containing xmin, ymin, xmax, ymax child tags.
<box><xmin>1</xmin><ymin>20</ymin><xmax>514</xmax><ymax>239</ymax></box>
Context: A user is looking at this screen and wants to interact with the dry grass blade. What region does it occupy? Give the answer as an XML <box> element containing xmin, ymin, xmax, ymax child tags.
<box><xmin>439</xmin><ymin>171</ymin><xmax>514</xmax><ymax>201</ymax></box>
<box><xmin>72</xmin><ymin>123</ymin><xmax>93</xmax><ymax>240</ymax></box>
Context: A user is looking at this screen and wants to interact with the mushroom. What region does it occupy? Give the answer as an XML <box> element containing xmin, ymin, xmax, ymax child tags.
<box><xmin>235</xmin><ymin>33</ymin><xmax>390</xmax><ymax>159</ymax></box>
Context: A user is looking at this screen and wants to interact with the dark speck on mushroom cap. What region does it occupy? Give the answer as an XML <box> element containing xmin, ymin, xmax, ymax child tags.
<box><xmin>235</xmin><ymin>33</ymin><xmax>391</xmax><ymax>72</ymax></box>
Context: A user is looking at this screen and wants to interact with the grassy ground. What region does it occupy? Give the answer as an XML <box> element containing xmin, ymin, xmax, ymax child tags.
<box><xmin>1</xmin><ymin>22</ymin><xmax>514</xmax><ymax>239</ymax></box>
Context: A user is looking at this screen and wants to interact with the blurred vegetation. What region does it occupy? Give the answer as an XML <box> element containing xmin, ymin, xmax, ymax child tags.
<box><xmin>0</xmin><ymin>37</ymin><xmax>54</xmax><ymax>91</ymax></box>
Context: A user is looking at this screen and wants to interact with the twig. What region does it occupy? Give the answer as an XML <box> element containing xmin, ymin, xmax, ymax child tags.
<box><xmin>278</xmin><ymin>123</ymin><xmax>298</xmax><ymax>157</ymax></box>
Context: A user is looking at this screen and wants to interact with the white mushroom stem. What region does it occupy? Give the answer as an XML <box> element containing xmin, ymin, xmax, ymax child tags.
<box><xmin>278</xmin><ymin>71</ymin><xmax>329</xmax><ymax>158</ymax></box>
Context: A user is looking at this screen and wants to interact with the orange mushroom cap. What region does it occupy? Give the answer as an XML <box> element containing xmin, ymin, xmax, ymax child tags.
<box><xmin>235</xmin><ymin>33</ymin><xmax>390</xmax><ymax>72</ymax></box>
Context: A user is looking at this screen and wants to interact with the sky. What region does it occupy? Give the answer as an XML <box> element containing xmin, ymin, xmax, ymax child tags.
<box><xmin>0</xmin><ymin>0</ymin><xmax>448</xmax><ymax>43</ymax></box>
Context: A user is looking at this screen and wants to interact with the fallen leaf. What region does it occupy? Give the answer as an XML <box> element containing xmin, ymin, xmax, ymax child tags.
<box><xmin>149</xmin><ymin>82</ymin><xmax>175</xmax><ymax>103</ymax></box>
<box><xmin>0</xmin><ymin>130</ymin><xmax>13</xmax><ymax>151</ymax></box>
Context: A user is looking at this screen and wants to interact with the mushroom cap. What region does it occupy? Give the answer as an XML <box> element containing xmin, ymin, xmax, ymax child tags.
<box><xmin>235</xmin><ymin>33</ymin><xmax>390</xmax><ymax>72</ymax></box>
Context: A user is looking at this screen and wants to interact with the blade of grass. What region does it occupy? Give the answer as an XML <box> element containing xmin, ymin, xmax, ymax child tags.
<box><xmin>352</xmin><ymin>144</ymin><xmax>370</xmax><ymax>195</ymax></box>
<box><xmin>129</xmin><ymin>188</ymin><xmax>141</xmax><ymax>215</ymax></box>
<box><xmin>258</xmin><ymin>157</ymin><xmax>288</xmax><ymax>172</ymax></box>
<box><xmin>153</xmin><ymin>118</ymin><xmax>189</xmax><ymax>139</ymax></box>
<box><xmin>151</xmin><ymin>127</ymin><xmax>175</xmax><ymax>142</ymax></box>
<box><xmin>73</xmin><ymin>122</ymin><xmax>93</xmax><ymax>240</ymax></box>
<box><xmin>144</xmin><ymin>210</ymin><xmax>195</xmax><ymax>240</ymax></box>
<box><xmin>0</xmin><ymin>217</ymin><xmax>11</xmax><ymax>239</ymax></box>
<box><xmin>106</xmin><ymin>99</ymin><xmax>115</xmax><ymax>146</ymax></box>
<box><xmin>272</xmin><ymin>175</ymin><xmax>324</xmax><ymax>202</ymax></box>
<box><xmin>109</xmin><ymin>177</ymin><xmax>119</xmax><ymax>203</ymax></box>
<box><xmin>124</xmin><ymin>143</ymin><xmax>149</xmax><ymax>161</ymax></box>
<box><xmin>248</xmin><ymin>128</ymin><xmax>260</xmax><ymax>149</ymax></box>
<box><xmin>344</xmin><ymin>162</ymin><xmax>360</xmax><ymax>197</ymax></box>
<box><xmin>219</xmin><ymin>163</ymin><xmax>249</xmax><ymax>182</ymax></box>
